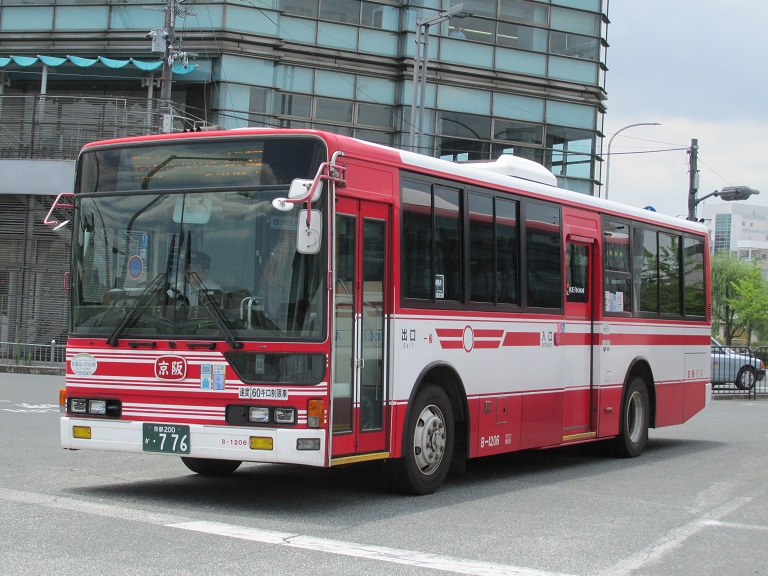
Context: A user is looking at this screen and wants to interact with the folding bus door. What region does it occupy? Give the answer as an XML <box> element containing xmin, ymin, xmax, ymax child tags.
<box><xmin>562</xmin><ymin>207</ymin><xmax>600</xmax><ymax>441</ymax></box>
<box><xmin>331</xmin><ymin>197</ymin><xmax>390</xmax><ymax>461</ymax></box>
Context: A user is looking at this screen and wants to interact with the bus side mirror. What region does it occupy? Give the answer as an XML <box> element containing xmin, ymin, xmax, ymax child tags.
<box><xmin>297</xmin><ymin>209</ymin><xmax>322</xmax><ymax>254</ymax></box>
<box><xmin>289</xmin><ymin>179</ymin><xmax>323</xmax><ymax>202</ymax></box>
<box><xmin>272</xmin><ymin>179</ymin><xmax>323</xmax><ymax>212</ymax></box>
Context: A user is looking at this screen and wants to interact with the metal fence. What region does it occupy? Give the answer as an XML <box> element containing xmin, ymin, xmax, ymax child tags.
<box><xmin>0</xmin><ymin>339</ymin><xmax>66</xmax><ymax>368</ymax></box>
<box><xmin>0</xmin><ymin>95</ymin><xmax>158</xmax><ymax>160</ymax></box>
<box><xmin>711</xmin><ymin>344</ymin><xmax>768</xmax><ymax>399</ymax></box>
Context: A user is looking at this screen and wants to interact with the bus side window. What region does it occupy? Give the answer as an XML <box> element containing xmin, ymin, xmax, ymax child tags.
<box><xmin>525</xmin><ymin>202</ymin><xmax>561</xmax><ymax>309</ymax></box>
<box><xmin>603</xmin><ymin>219</ymin><xmax>631</xmax><ymax>313</ymax></box>
<box><xmin>566</xmin><ymin>243</ymin><xmax>589</xmax><ymax>303</ymax></box>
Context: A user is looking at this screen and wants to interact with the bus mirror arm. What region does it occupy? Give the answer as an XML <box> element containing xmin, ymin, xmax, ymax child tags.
<box><xmin>44</xmin><ymin>192</ymin><xmax>74</xmax><ymax>230</ymax></box>
<box><xmin>271</xmin><ymin>155</ymin><xmax>347</xmax><ymax>220</ymax></box>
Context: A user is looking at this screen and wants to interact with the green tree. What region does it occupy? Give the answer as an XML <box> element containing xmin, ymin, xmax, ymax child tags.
<box><xmin>710</xmin><ymin>253</ymin><xmax>759</xmax><ymax>345</ymax></box>
<box><xmin>728</xmin><ymin>265</ymin><xmax>768</xmax><ymax>347</ymax></box>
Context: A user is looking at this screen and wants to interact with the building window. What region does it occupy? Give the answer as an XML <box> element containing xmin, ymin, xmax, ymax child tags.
<box><xmin>315</xmin><ymin>97</ymin><xmax>353</xmax><ymax>123</ymax></box>
<box><xmin>438</xmin><ymin>111</ymin><xmax>492</xmax><ymax>161</ymax></box>
<box><xmin>494</xmin><ymin>119</ymin><xmax>543</xmax><ymax>145</ymax></box>
<box><xmin>550</xmin><ymin>31</ymin><xmax>599</xmax><ymax>60</ymax></box>
<box><xmin>501</xmin><ymin>0</ymin><xmax>549</xmax><ymax>24</ymax></box>
<box><xmin>279</xmin><ymin>93</ymin><xmax>311</xmax><ymax>118</ymax></box>
<box><xmin>546</xmin><ymin>125</ymin><xmax>593</xmax><ymax>180</ymax></box>
<box><xmin>497</xmin><ymin>22</ymin><xmax>548</xmax><ymax>51</ymax></box>
<box><xmin>281</xmin><ymin>0</ymin><xmax>319</xmax><ymax>18</ymax></box>
<box><xmin>714</xmin><ymin>213</ymin><xmax>732</xmax><ymax>254</ymax></box>
<box><xmin>357</xmin><ymin>103</ymin><xmax>393</xmax><ymax>128</ymax></box>
<box><xmin>448</xmin><ymin>16</ymin><xmax>495</xmax><ymax>43</ymax></box>
<box><xmin>319</xmin><ymin>0</ymin><xmax>361</xmax><ymax>24</ymax></box>
<box><xmin>361</xmin><ymin>2</ymin><xmax>399</xmax><ymax>31</ymax></box>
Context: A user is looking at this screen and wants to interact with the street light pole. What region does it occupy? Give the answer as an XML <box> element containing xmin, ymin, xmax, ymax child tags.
<box><xmin>688</xmin><ymin>186</ymin><xmax>760</xmax><ymax>221</ymax></box>
<box><xmin>603</xmin><ymin>122</ymin><xmax>660</xmax><ymax>200</ymax></box>
<box><xmin>408</xmin><ymin>4</ymin><xmax>471</xmax><ymax>155</ymax></box>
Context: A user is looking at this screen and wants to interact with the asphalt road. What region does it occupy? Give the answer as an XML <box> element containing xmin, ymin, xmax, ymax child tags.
<box><xmin>2</xmin><ymin>373</ymin><xmax>767</xmax><ymax>576</ymax></box>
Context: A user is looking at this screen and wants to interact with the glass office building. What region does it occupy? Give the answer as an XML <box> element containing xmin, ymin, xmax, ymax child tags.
<box><xmin>1</xmin><ymin>0</ymin><xmax>607</xmax><ymax>192</ymax></box>
<box><xmin>0</xmin><ymin>0</ymin><xmax>608</xmax><ymax>346</ymax></box>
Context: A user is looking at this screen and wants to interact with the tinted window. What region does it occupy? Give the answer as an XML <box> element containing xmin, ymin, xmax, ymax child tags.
<box><xmin>684</xmin><ymin>237</ymin><xmax>706</xmax><ymax>317</ymax></box>
<box><xmin>526</xmin><ymin>202</ymin><xmax>561</xmax><ymax>308</ymax></box>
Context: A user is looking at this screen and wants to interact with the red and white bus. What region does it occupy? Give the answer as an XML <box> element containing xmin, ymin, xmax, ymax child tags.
<box><xmin>59</xmin><ymin>128</ymin><xmax>711</xmax><ymax>494</ymax></box>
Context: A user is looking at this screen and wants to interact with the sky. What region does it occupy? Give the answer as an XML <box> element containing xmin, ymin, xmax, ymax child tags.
<box><xmin>602</xmin><ymin>0</ymin><xmax>768</xmax><ymax>218</ymax></box>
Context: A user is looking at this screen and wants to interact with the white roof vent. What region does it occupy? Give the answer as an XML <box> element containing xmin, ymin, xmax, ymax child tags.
<box><xmin>466</xmin><ymin>155</ymin><xmax>558</xmax><ymax>187</ymax></box>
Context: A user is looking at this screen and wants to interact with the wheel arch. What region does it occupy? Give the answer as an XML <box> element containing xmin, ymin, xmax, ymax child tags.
<box><xmin>404</xmin><ymin>361</ymin><xmax>469</xmax><ymax>458</ymax></box>
<box><xmin>623</xmin><ymin>357</ymin><xmax>657</xmax><ymax>428</ymax></box>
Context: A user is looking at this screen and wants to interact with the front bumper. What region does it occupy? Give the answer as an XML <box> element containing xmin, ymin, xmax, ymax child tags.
<box><xmin>60</xmin><ymin>417</ymin><xmax>327</xmax><ymax>467</ymax></box>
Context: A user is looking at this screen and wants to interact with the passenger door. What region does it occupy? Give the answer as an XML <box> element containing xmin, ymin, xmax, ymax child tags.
<box><xmin>562</xmin><ymin>207</ymin><xmax>599</xmax><ymax>440</ymax></box>
<box><xmin>331</xmin><ymin>197</ymin><xmax>390</xmax><ymax>459</ymax></box>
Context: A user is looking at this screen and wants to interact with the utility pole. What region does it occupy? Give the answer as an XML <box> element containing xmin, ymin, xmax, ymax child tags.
<box><xmin>149</xmin><ymin>0</ymin><xmax>192</xmax><ymax>133</ymax></box>
<box><xmin>158</xmin><ymin>0</ymin><xmax>177</xmax><ymax>134</ymax></box>
<box><xmin>687</xmin><ymin>138</ymin><xmax>699</xmax><ymax>220</ymax></box>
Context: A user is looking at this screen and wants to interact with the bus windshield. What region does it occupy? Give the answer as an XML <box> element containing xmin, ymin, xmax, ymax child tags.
<box><xmin>70</xmin><ymin>138</ymin><xmax>327</xmax><ymax>342</ymax></box>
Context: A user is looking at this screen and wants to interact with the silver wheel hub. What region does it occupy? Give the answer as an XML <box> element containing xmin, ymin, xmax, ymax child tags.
<box><xmin>413</xmin><ymin>404</ymin><xmax>446</xmax><ymax>475</ymax></box>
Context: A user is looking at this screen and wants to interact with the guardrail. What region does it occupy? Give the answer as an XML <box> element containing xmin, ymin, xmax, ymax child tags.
<box><xmin>711</xmin><ymin>345</ymin><xmax>768</xmax><ymax>399</ymax></box>
<box><xmin>0</xmin><ymin>339</ymin><xmax>66</xmax><ymax>368</ymax></box>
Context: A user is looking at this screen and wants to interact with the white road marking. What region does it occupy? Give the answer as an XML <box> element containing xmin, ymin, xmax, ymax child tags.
<box><xmin>703</xmin><ymin>519</ymin><xmax>768</xmax><ymax>532</ymax></box>
<box><xmin>1</xmin><ymin>402</ymin><xmax>59</xmax><ymax>413</ymax></box>
<box><xmin>595</xmin><ymin>497</ymin><xmax>753</xmax><ymax>576</ymax></box>
<box><xmin>2</xmin><ymin>486</ymin><xmax>760</xmax><ymax>576</ymax></box>
<box><xmin>170</xmin><ymin>520</ymin><xmax>574</xmax><ymax>576</ymax></box>
<box><xmin>0</xmin><ymin>487</ymin><xmax>570</xmax><ymax>576</ymax></box>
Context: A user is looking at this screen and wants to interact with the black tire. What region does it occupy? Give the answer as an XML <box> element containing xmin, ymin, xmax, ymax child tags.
<box><xmin>735</xmin><ymin>366</ymin><xmax>757</xmax><ymax>390</ymax></box>
<box><xmin>181</xmin><ymin>457</ymin><xmax>242</xmax><ymax>475</ymax></box>
<box><xmin>612</xmin><ymin>376</ymin><xmax>649</xmax><ymax>458</ymax></box>
<box><xmin>392</xmin><ymin>384</ymin><xmax>454</xmax><ymax>495</ymax></box>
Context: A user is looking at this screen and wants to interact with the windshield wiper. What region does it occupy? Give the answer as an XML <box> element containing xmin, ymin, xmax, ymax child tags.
<box><xmin>186</xmin><ymin>271</ymin><xmax>242</xmax><ymax>349</ymax></box>
<box><xmin>106</xmin><ymin>272</ymin><xmax>167</xmax><ymax>347</ymax></box>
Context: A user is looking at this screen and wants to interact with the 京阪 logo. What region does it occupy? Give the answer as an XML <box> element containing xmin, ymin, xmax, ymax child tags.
<box><xmin>155</xmin><ymin>356</ymin><xmax>187</xmax><ymax>380</ymax></box>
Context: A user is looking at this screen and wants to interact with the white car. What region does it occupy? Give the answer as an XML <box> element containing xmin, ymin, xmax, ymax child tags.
<box><xmin>711</xmin><ymin>338</ymin><xmax>766</xmax><ymax>390</ymax></box>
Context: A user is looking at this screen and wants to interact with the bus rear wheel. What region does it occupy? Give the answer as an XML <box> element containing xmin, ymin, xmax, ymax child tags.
<box><xmin>612</xmin><ymin>376</ymin><xmax>649</xmax><ymax>458</ymax></box>
<box><xmin>392</xmin><ymin>384</ymin><xmax>454</xmax><ymax>495</ymax></box>
<box><xmin>181</xmin><ymin>457</ymin><xmax>242</xmax><ymax>475</ymax></box>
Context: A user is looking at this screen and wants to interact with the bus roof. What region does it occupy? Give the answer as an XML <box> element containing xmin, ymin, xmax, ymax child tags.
<box><xmin>79</xmin><ymin>127</ymin><xmax>708</xmax><ymax>235</ymax></box>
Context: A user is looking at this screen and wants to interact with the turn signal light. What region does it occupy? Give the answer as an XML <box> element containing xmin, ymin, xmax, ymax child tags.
<box><xmin>250</xmin><ymin>436</ymin><xmax>274</xmax><ymax>450</ymax></box>
<box><xmin>73</xmin><ymin>426</ymin><xmax>92</xmax><ymax>439</ymax></box>
<box><xmin>307</xmin><ymin>399</ymin><xmax>325</xmax><ymax>428</ymax></box>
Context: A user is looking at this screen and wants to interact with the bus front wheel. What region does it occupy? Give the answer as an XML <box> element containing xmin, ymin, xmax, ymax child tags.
<box><xmin>393</xmin><ymin>384</ymin><xmax>454</xmax><ymax>495</ymax></box>
<box><xmin>612</xmin><ymin>376</ymin><xmax>649</xmax><ymax>458</ymax></box>
<box><xmin>181</xmin><ymin>457</ymin><xmax>242</xmax><ymax>475</ymax></box>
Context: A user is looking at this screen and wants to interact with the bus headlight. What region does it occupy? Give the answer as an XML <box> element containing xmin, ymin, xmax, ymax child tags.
<box><xmin>273</xmin><ymin>408</ymin><xmax>296</xmax><ymax>424</ymax></box>
<box><xmin>68</xmin><ymin>397</ymin><xmax>121</xmax><ymax>417</ymax></box>
<box><xmin>71</xmin><ymin>398</ymin><xmax>87</xmax><ymax>413</ymax></box>
<box><xmin>89</xmin><ymin>400</ymin><xmax>107</xmax><ymax>415</ymax></box>
<box><xmin>249</xmin><ymin>407</ymin><xmax>270</xmax><ymax>423</ymax></box>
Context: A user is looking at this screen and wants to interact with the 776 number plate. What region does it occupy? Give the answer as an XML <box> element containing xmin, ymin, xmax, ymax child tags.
<box><xmin>142</xmin><ymin>423</ymin><xmax>190</xmax><ymax>454</ymax></box>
